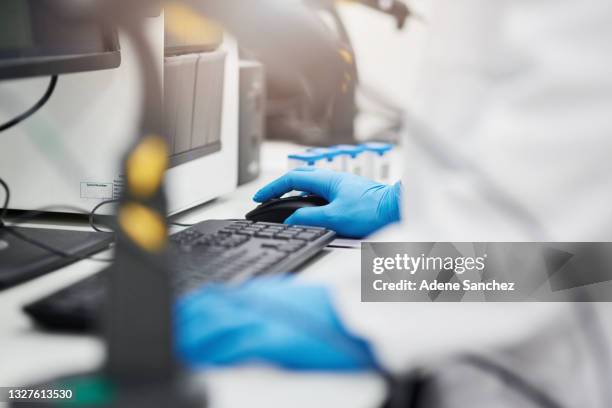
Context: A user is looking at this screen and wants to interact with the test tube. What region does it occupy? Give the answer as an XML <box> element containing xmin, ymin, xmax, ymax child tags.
<box><xmin>333</xmin><ymin>144</ymin><xmax>366</xmax><ymax>176</ymax></box>
<box><xmin>288</xmin><ymin>151</ymin><xmax>326</xmax><ymax>170</ymax></box>
<box><xmin>361</xmin><ymin>142</ymin><xmax>394</xmax><ymax>183</ymax></box>
<box><xmin>307</xmin><ymin>147</ymin><xmax>341</xmax><ymax>171</ymax></box>
<box><xmin>286</xmin><ymin>151</ymin><xmax>326</xmax><ymax>196</ymax></box>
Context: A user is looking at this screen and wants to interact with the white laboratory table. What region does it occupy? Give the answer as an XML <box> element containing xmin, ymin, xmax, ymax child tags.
<box><xmin>0</xmin><ymin>142</ymin><xmax>386</xmax><ymax>408</ymax></box>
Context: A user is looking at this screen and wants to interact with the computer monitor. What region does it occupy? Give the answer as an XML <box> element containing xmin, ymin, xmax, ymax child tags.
<box><xmin>0</xmin><ymin>7</ymin><xmax>239</xmax><ymax>217</ymax></box>
<box><xmin>0</xmin><ymin>0</ymin><xmax>121</xmax><ymax>80</ymax></box>
<box><xmin>0</xmin><ymin>0</ymin><xmax>124</xmax><ymax>289</ymax></box>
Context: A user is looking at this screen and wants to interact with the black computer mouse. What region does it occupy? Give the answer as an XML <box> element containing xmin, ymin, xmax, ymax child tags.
<box><xmin>246</xmin><ymin>195</ymin><xmax>329</xmax><ymax>224</ymax></box>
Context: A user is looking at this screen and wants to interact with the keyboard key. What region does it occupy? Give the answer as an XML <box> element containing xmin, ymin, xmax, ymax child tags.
<box><xmin>304</xmin><ymin>229</ymin><xmax>326</xmax><ymax>237</ymax></box>
<box><xmin>261</xmin><ymin>242</ymin><xmax>280</xmax><ymax>249</ymax></box>
<box><xmin>193</xmin><ymin>236</ymin><xmax>212</xmax><ymax>245</ymax></box>
<box><xmin>236</xmin><ymin>230</ymin><xmax>256</xmax><ymax>236</ymax></box>
<box><xmin>296</xmin><ymin>232</ymin><xmax>319</xmax><ymax>241</ymax></box>
<box><xmin>256</xmin><ymin>222</ymin><xmax>286</xmax><ymax>227</ymax></box>
<box><xmin>255</xmin><ymin>231</ymin><xmax>275</xmax><ymax>238</ymax></box>
<box><xmin>293</xmin><ymin>225</ymin><xmax>325</xmax><ymax>231</ymax></box>
<box><xmin>228</xmin><ymin>239</ymin><xmax>248</xmax><ymax>248</ymax></box>
<box><xmin>274</xmin><ymin>232</ymin><xmax>295</xmax><ymax>240</ymax></box>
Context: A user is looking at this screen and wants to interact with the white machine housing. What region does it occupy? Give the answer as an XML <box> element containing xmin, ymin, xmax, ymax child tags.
<box><xmin>0</xmin><ymin>16</ymin><xmax>239</xmax><ymax>215</ymax></box>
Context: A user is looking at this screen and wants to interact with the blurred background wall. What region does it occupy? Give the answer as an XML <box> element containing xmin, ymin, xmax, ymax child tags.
<box><xmin>337</xmin><ymin>0</ymin><xmax>431</xmax><ymax>137</ymax></box>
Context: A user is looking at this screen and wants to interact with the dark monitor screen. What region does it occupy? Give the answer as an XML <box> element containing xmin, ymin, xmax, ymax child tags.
<box><xmin>0</xmin><ymin>0</ymin><xmax>121</xmax><ymax>80</ymax></box>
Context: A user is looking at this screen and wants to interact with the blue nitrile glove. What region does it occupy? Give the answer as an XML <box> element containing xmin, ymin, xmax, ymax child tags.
<box><xmin>253</xmin><ymin>168</ymin><xmax>402</xmax><ymax>238</ymax></box>
<box><xmin>175</xmin><ymin>277</ymin><xmax>378</xmax><ymax>371</ymax></box>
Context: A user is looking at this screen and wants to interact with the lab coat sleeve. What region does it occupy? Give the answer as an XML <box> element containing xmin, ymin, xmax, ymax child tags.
<box><xmin>398</xmin><ymin>0</ymin><xmax>612</xmax><ymax>243</ymax></box>
<box><xmin>316</xmin><ymin>245</ymin><xmax>567</xmax><ymax>373</ymax></box>
<box><xmin>320</xmin><ymin>245</ymin><xmax>612</xmax><ymax>408</ymax></box>
<box><xmin>312</xmin><ymin>0</ymin><xmax>612</xmax><ymax>392</ymax></box>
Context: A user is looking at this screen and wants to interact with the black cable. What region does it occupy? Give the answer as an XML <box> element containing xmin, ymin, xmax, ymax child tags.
<box><xmin>89</xmin><ymin>199</ymin><xmax>119</xmax><ymax>233</ymax></box>
<box><xmin>0</xmin><ymin>177</ymin><xmax>9</xmax><ymax>227</ymax></box>
<box><xmin>170</xmin><ymin>222</ymin><xmax>195</xmax><ymax>227</ymax></box>
<box><xmin>0</xmin><ymin>76</ymin><xmax>58</xmax><ymax>133</ymax></box>
<box><xmin>462</xmin><ymin>353</ymin><xmax>564</xmax><ymax>408</ymax></box>
<box><xmin>89</xmin><ymin>199</ymin><xmax>195</xmax><ymax>231</ymax></box>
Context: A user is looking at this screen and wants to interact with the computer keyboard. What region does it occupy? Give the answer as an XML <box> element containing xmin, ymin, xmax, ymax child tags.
<box><xmin>24</xmin><ymin>219</ymin><xmax>335</xmax><ymax>331</ymax></box>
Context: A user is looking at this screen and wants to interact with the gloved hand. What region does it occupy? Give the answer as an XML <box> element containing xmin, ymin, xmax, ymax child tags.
<box><xmin>175</xmin><ymin>277</ymin><xmax>378</xmax><ymax>371</ymax></box>
<box><xmin>253</xmin><ymin>168</ymin><xmax>402</xmax><ymax>238</ymax></box>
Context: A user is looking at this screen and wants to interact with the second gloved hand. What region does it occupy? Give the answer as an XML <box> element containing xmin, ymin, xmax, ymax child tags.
<box><xmin>253</xmin><ymin>168</ymin><xmax>402</xmax><ymax>238</ymax></box>
<box><xmin>175</xmin><ymin>277</ymin><xmax>378</xmax><ymax>371</ymax></box>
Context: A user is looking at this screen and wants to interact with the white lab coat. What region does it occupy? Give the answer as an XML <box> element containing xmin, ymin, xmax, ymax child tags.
<box><xmin>307</xmin><ymin>0</ymin><xmax>612</xmax><ymax>405</ymax></box>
